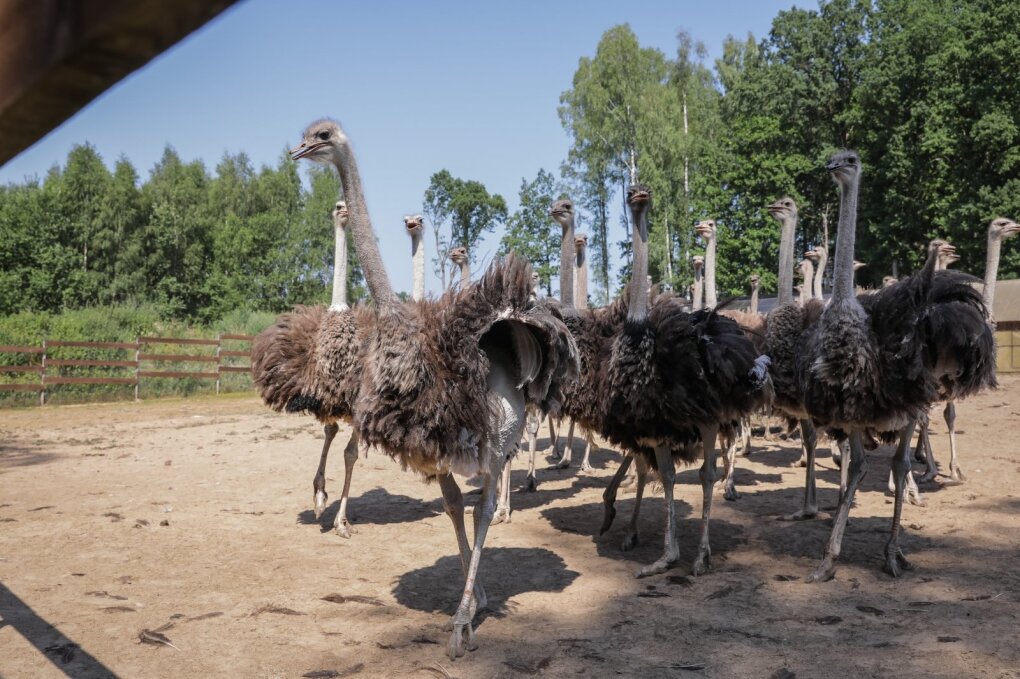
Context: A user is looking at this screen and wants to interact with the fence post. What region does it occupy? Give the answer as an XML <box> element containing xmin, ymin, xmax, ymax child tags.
<box><xmin>39</xmin><ymin>339</ymin><xmax>47</xmax><ymax>406</ymax></box>
<box><xmin>215</xmin><ymin>334</ymin><xmax>222</xmax><ymax>395</ymax></box>
<box><xmin>134</xmin><ymin>336</ymin><xmax>141</xmax><ymax>401</ymax></box>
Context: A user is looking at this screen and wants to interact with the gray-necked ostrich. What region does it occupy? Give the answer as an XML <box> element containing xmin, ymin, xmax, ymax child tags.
<box><xmin>601</xmin><ymin>186</ymin><xmax>770</xmax><ymax>577</ymax></box>
<box><xmin>695</xmin><ymin>220</ymin><xmax>718</xmax><ymax>307</ymax></box>
<box><xmin>799</xmin><ymin>150</ymin><xmax>994</xmax><ymax>581</ymax></box>
<box><xmin>252</xmin><ymin>199</ymin><xmax>369</xmax><ymax>538</ymax></box>
<box><xmin>290</xmin><ymin>118</ymin><xmax>578</xmax><ymax>658</ymax></box>
<box><xmin>449</xmin><ymin>246</ymin><xmax>470</xmax><ymax>287</ymax></box>
<box><xmin>692</xmin><ymin>255</ymin><xmax>705</xmax><ymax>310</ymax></box>
<box><xmin>405</xmin><ymin>214</ymin><xmax>426</xmax><ymax>301</ymax></box>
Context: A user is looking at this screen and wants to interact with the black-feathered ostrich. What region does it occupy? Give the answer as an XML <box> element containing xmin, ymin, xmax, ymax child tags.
<box><xmin>799</xmin><ymin>151</ymin><xmax>994</xmax><ymax>582</ymax></box>
<box><xmin>600</xmin><ymin>186</ymin><xmax>771</xmax><ymax>577</ymax></box>
<box><xmin>290</xmin><ymin>118</ymin><xmax>577</xmax><ymax>658</ymax></box>
<box><xmin>252</xmin><ymin>200</ymin><xmax>369</xmax><ymax>539</ymax></box>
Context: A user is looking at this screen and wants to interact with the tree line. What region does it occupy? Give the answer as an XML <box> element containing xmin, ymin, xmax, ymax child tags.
<box><xmin>2</xmin><ymin>0</ymin><xmax>1017</xmax><ymax>323</ymax></box>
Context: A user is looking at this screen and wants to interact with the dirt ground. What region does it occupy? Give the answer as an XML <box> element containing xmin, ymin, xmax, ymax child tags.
<box><xmin>1</xmin><ymin>376</ymin><xmax>1019</xmax><ymax>679</ymax></box>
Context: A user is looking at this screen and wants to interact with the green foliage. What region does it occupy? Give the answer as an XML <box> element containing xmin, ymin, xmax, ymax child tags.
<box><xmin>499</xmin><ymin>170</ymin><xmax>563</xmax><ymax>295</ymax></box>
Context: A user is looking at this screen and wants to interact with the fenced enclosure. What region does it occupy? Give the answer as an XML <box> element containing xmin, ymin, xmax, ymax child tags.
<box><xmin>0</xmin><ymin>334</ymin><xmax>254</xmax><ymax>406</ymax></box>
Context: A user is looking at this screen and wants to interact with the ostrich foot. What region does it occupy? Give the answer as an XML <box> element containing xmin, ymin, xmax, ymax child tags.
<box><xmin>636</xmin><ymin>554</ymin><xmax>677</xmax><ymax>578</ymax></box>
<box><xmin>791</xmin><ymin>455</ymin><xmax>808</xmax><ymax>468</ymax></box>
<box><xmin>443</xmin><ymin>586</ymin><xmax>486</xmax><ymax>632</ymax></box>
<box><xmin>313</xmin><ymin>489</ymin><xmax>328</xmax><ymax>521</ymax></box>
<box><xmin>721</xmin><ymin>479</ymin><xmax>739</xmax><ymax>502</ymax></box>
<box><xmin>779</xmin><ymin>506</ymin><xmax>818</xmax><ymax>521</ymax></box>
<box><xmin>618</xmin><ymin>473</ymin><xmax>637</xmax><ymax>490</ymax></box>
<box><xmin>333</xmin><ymin>516</ymin><xmax>355</xmax><ymax>538</ymax></box>
<box><xmin>916</xmin><ymin>465</ymin><xmax>939</xmax><ymax>484</ymax></box>
<box><xmin>446</xmin><ymin>617</ymin><xmax>478</xmax><ymax>660</ymax></box>
<box><xmin>807</xmin><ymin>558</ymin><xmax>837</xmax><ymax>583</ymax></box>
<box><xmin>579</xmin><ymin>461</ymin><xmax>594</xmax><ymax>473</ymax></box>
<box><xmin>524</xmin><ymin>475</ymin><xmax>537</xmax><ymax>492</ymax></box>
<box><xmin>552</xmin><ymin>456</ymin><xmax>571</xmax><ymax>470</ymax></box>
<box><xmin>620</xmin><ymin>530</ymin><xmax>638</xmax><ymax>551</ymax></box>
<box><xmin>882</xmin><ymin>545</ymin><xmax>912</xmax><ymax>578</ymax></box>
<box><xmin>906</xmin><ymin>489</ymin><xmax>927</xmax><ymax>508</ymax></box>
<box><xmin>944</xmin><ymin>467</ymin><xmax>965</xmax><ymax>485</ymax></box>
<box><xmin>490</xmin><ymin>505</ymin><xmax>511</xmax><ymax>525</ymax></box>
<box><xmin>692</xmin><ymin>547</ymin><xmax>711</xmax><ymax>576</ymax></box>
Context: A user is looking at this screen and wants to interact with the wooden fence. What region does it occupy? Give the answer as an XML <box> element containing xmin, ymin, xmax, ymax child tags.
<box><xmin>0</xmin><ymin>334</ymin><xmax>254</xmax><ymax>405</ymax></box>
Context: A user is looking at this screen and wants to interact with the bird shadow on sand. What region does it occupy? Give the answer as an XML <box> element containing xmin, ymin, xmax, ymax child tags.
<box><xmin>0</xmin><ymin>442</ymin><xmax>60</xmax><ymax>470</ymax></box>
<box><xmin>541</xmin><ymin>498</ymin><xmax>746</xmax><ymax>575</ymax></box>
<box><xmin>296</xmin><ymin>486</ymin><xmax>440</xmax><ymax>532</ymax></box>
<box><xmin>392</xmin><ymin>546</ymin><xmax>580</xmax><ymax>619</ymax></box>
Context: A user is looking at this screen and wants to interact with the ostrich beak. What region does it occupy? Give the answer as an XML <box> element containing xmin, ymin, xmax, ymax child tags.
<box><xmin>1004</xmin><ymin>221</ymin><xmax>1020</xmax><ymax>235</ymax></box>
<box><xmin>290</xmin><ymin>141</ymin><xmax>325</xmax><ymax>160</ymax></box>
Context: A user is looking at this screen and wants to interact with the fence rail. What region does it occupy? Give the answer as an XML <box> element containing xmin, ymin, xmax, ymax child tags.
<box><xmin>0</xmin><ymin>333</ymin><xmax>255</xmax><ymax>405</ymax></box>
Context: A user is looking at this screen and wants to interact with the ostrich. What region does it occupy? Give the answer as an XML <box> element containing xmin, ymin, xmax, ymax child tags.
<box><xmin>695</xmin><ymin>220</ymin><xmax>718</xmax><ymax>307</ymax></box>
<box><xmin>253</xmin><ymin>200</ymin><xmax>367</xmax><ymax>538</ymax></box>
<box><xmin>882</xmin><ymin>275</ymin><xmax>898</xmax><ymax>288</ymax></box>
<box><xmin>601</xmin><ymin>185</ymin><xmax>770</xmax><ymax>577</ymax></box>
<box><xmin>797</xmin><ymin>257</ymin><xmax>815</xmax><ymax>305</ymax></box>
<box><xmin>916</xmin><ymin>220</ymin><xmax>1018</xmax><ymax>484</ymax></box>
<box><xmin>800</xmin><ymin>151</ymin><xmax>993</xmax><ymax>581</ymax></box>
<box><xmin>290</xmin><ymin>118</ymin><xmax>578</xmax><ymax>658</ymax></box>
<box><xmin>449</xmin><ymin>246</ymin><xmax>470</xmax><ymax>287</ymax></box>
<box><xmin>405</xmin><ymin>214</ymin><xmax>426</xmax><ymax>301</ymax></box>
<box><xmin>805</xmin><ymin>248</ymin><xmax>824</xmax><ymax>299</ymax></box>
<box><xmin>692</xmin><ymin>255</ymin><xmax>705</xmax><ymax>310</ymax></box>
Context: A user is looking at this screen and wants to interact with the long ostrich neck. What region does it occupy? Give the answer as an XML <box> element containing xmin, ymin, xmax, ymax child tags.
<box><xmin>777</xmin><ymin>213</ymin><xmax>797</xmax><ymax>306</ymax></box>
<box><xmin>334</xmin><ymin>148</ymin><xmax>394</xmax><ymax>304</ymax></box>
<box><xmin>460</xmin><ymin>259</ymin><xmax>470</xmax><ymax>287</ymax></box>
<box><xmin>693</xmin><ymin>266</ymin><xmax>703</xmax><ymax>309</ymax></box>
<box><xmin>814</xmin><ymin>248</ymin><xmax>827</xmax><ymax>299</ymax></box>
<box><xmin>411</xmin><ymin>232</ymin><xmax>424</xmax><ymax>301</ymax></box>
<box><xmin>628</xmin><ymin>204</ymin><xmax>650</xmax><ymax>320</ymax></box>
<box><xmin>802</xmin><ymin>261</ymin><xmax>814</xmax><ymax>302</ymax></box>
<box><xmin>831</xmin><ymin>175</ymin><xmax>860</xmax><ymax>303</ymax></box>
<box><xmin>575</xmin><ymin>245</ymin><xmax>588</xmax><ymax>310</ymax></box>
<box><xmin>331</xmin><ymin>221</ymin><xmax>348</xmax><ymax>309</ymax></box>
<box><xmin>704</xmin><ymin>232</ymin><xmax>717</xmax><ymax>307</ymax></box>
<box><xmin>984</xmin><ymin>231</ymin><xmax>1001</xmax><ymax>311</ymax></box>
<box><xmin>559</xmin><ymin>219</ymin><xmax>575</xmax><ymax>309</ymax></box>
<box><xmin>750</xmin><ymin>282</ymin><xmax>759</xmax><ymax>315</ymax></box>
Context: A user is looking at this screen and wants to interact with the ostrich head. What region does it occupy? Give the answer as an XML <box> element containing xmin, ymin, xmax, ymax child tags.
<box><xmin>332</xmin><ymin>201</ymin><xmax>348</xmax><ymax>227</ymax></box>
<box><xmin>692</xmin><ymin>255</ymin><xmax>704</xmax><ymax>272</ymax></box>
<box><xmin>574</xmin><ymin>233</ymin><xmax>588</xmax><ymax>251</ymax></box>
<box><xmin>929</xmin><ymin>238</ymin><xmax>959</xmax><ymax>268</ymax></box>
<box><xmin>852</xmin><ymin>260</ymin><xmax>866</xmax><ymax>271</ymax></box>
<box><xmin>882</xmin><ymin>275</ymin><xmax>898</xmax><ymax>288</ymax></box>
<box><xmin>767</xmin><ymin>196</ymin><xmax>798</xmax><ymax>221</ymax></box>
<box><xmin>626</xmin><ymin>184</ymin><xmax>651</xmax><ymax>231</ymax></box>
<box><xmin>749</xmin><ymin>273</ymin><xmax>760</xmax><ymax>289</ymax></box>
<box><xmin>530</xmin><ymin>271</ymin><xmax>540</xmax><ymax>287</ymax></box>
<box><xmin>290</xmin><ymin>119</ymin><xmax>349</xmax><ymax>165</ymax></box>
<box><xmin>549</xmin><ymin>199</ymin><xmax>575</xmax><ymax>229</ymax></box>
<box><xmin>404</xmin><ymin>214</ymin><xmax>424</xmax><ymax>237</ymax></box>
<box><xmin>449</xmin><ymin>246</ymin><xmax>468</xmax><ymax>265</ymax></box>
<box><xmin>826</xmin><ymin>150</ymin><xmax>861</xmax><ymax>186</ymax></box>
<box><xmin>989</xmin><ymin>217</ymin><xmax>1020</xmax><ymax>242</ymax></box>
<box><xmin>695</xmin><ymin>219</ymin><xmax>716</xmax><ymax>240</ymax></box>
<box><xmin>804</xmin><ymin>248</ymin><xmax>820</xmax><ymax>264</ymax></box>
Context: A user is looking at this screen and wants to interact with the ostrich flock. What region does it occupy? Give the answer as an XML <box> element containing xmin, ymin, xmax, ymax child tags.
<box><xmin>250</xmin><ymin>117</ymin><xmax>1016</xmax><ymax>660</ymax></box>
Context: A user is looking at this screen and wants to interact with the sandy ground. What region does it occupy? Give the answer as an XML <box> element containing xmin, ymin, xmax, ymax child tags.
<box><xmin>1</xmin><ymin>376</ymin><xmax>1019</xmax><ymax>679</ymax></box>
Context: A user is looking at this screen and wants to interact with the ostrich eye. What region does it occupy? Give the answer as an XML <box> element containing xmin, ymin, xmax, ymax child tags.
<box><xmin>317</xmin><ymin>130</ymin><xmax>330</xmax><ymax>140</ymax></box>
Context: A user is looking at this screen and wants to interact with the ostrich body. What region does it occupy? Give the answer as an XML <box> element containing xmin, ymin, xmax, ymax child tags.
<box><xmin>290</xmin><ymin>118</ymin><xmax>578</xmax><ymax>658</ymax></box>
<box><xmin>601</xmin><ymin>186</ymin><xmax>770</xmax><ymax>577</ymax></box>
<box><xmin>405</xmin><ymin>214</ymin><xmax>426</xmax><ymax>302</ymax></box>
<box><xmin>252</xmin><ymin>200</ymin><xmax>367</xmax><ymax>538</ymax></box>
<box><xmin>799</xmin><ymin>151</ymin><xmax>993</xmax><ymax>582</ymax></box>
<box><xmin>692</xmin><ymin>255</ymin><xmax>705</xmax><ymax>310</ymax></box>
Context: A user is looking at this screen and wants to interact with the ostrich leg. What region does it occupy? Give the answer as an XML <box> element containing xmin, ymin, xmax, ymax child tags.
<box><xmin>313</xmin><ymin>422</ymin><xmax>339</xmax><ymax>520</ymax></box>
<box><xmin>692</xmin><ymin>424</ymin><xmax>720</xmax><ymax>576</ymax></box>
<box><xmin>808</xmin><ymin>431</ymin><xmax>870</xmax><ymax>583</ymax></box>
<box><xmin>620</xmin><ymin>456</ymin><xmax>648</xmax><ymax>551</ymax></box>
<box><xmin>554</xmin><ymin>420</ymin><xmax>576</xmax><ymax>468</ymax></box>
<box><xmin>524</xmin><ymin>408</ymin><xmax>540</xmax><ymax>492</ymax></box>
<box><xmin>438</xmin><ymin>474</ymin><xmax>486</xmax><ymax>626</ymax></box>
<box><xmin>333</xmin><ymin>430</ymin><xmax>361</xmax><ymax>537</ymax></box>
<box><xmin>491</xmin><ymin>454</ymin><xmax>513</xmax><ymax>525</ymax></box>
<box><xmin>579</xmin><ymin>429</ymin><xmax>597</xmax><ymax>472</ymax></box>
<box><xmin>915</xmin><ymin>413</ymin><xmax>940</xmax><ymax>483</ymax></box>
<box><xmin>600</xmin><ymin>455</ymin><xmax>634</xmax><ymax>535</ymax></box>
<box><xmin>838</xmin><ymin>439</ymin><xmax>850</xmax><ymax>503</ymax></box>
<box><xmin>944</xmin><ymin>401</ymin><xmax>964</xmax><ymax>484</ymax></box>
<box><xmin>718</xmin><ymin>425</ymin><xmax>742</xmax><ymax>501</ymax></box>
<box><xmin>885</xmin><ymin>420</ymin><xmax>919</xmax><ymax>577</ymax></box>
<box><xmin>548</xmin><ymin>416</ymin><xmax>559</xmax><ymax>453</ymax></box>
<box><xmin>636</xmin><ymin>444</ymin><xmax>680</xmax><ymax>578</ymax></box>
<box><xmin>781</xmin><ymin>419</ymin><xmax>819</xmax><ymax>521</ymax></box>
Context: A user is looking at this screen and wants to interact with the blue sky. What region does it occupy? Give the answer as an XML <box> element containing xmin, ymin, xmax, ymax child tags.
<box><xmin>0</xmin><ymin>0</ymin><xmax>797</xmax><ymax>295</ymax></box>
